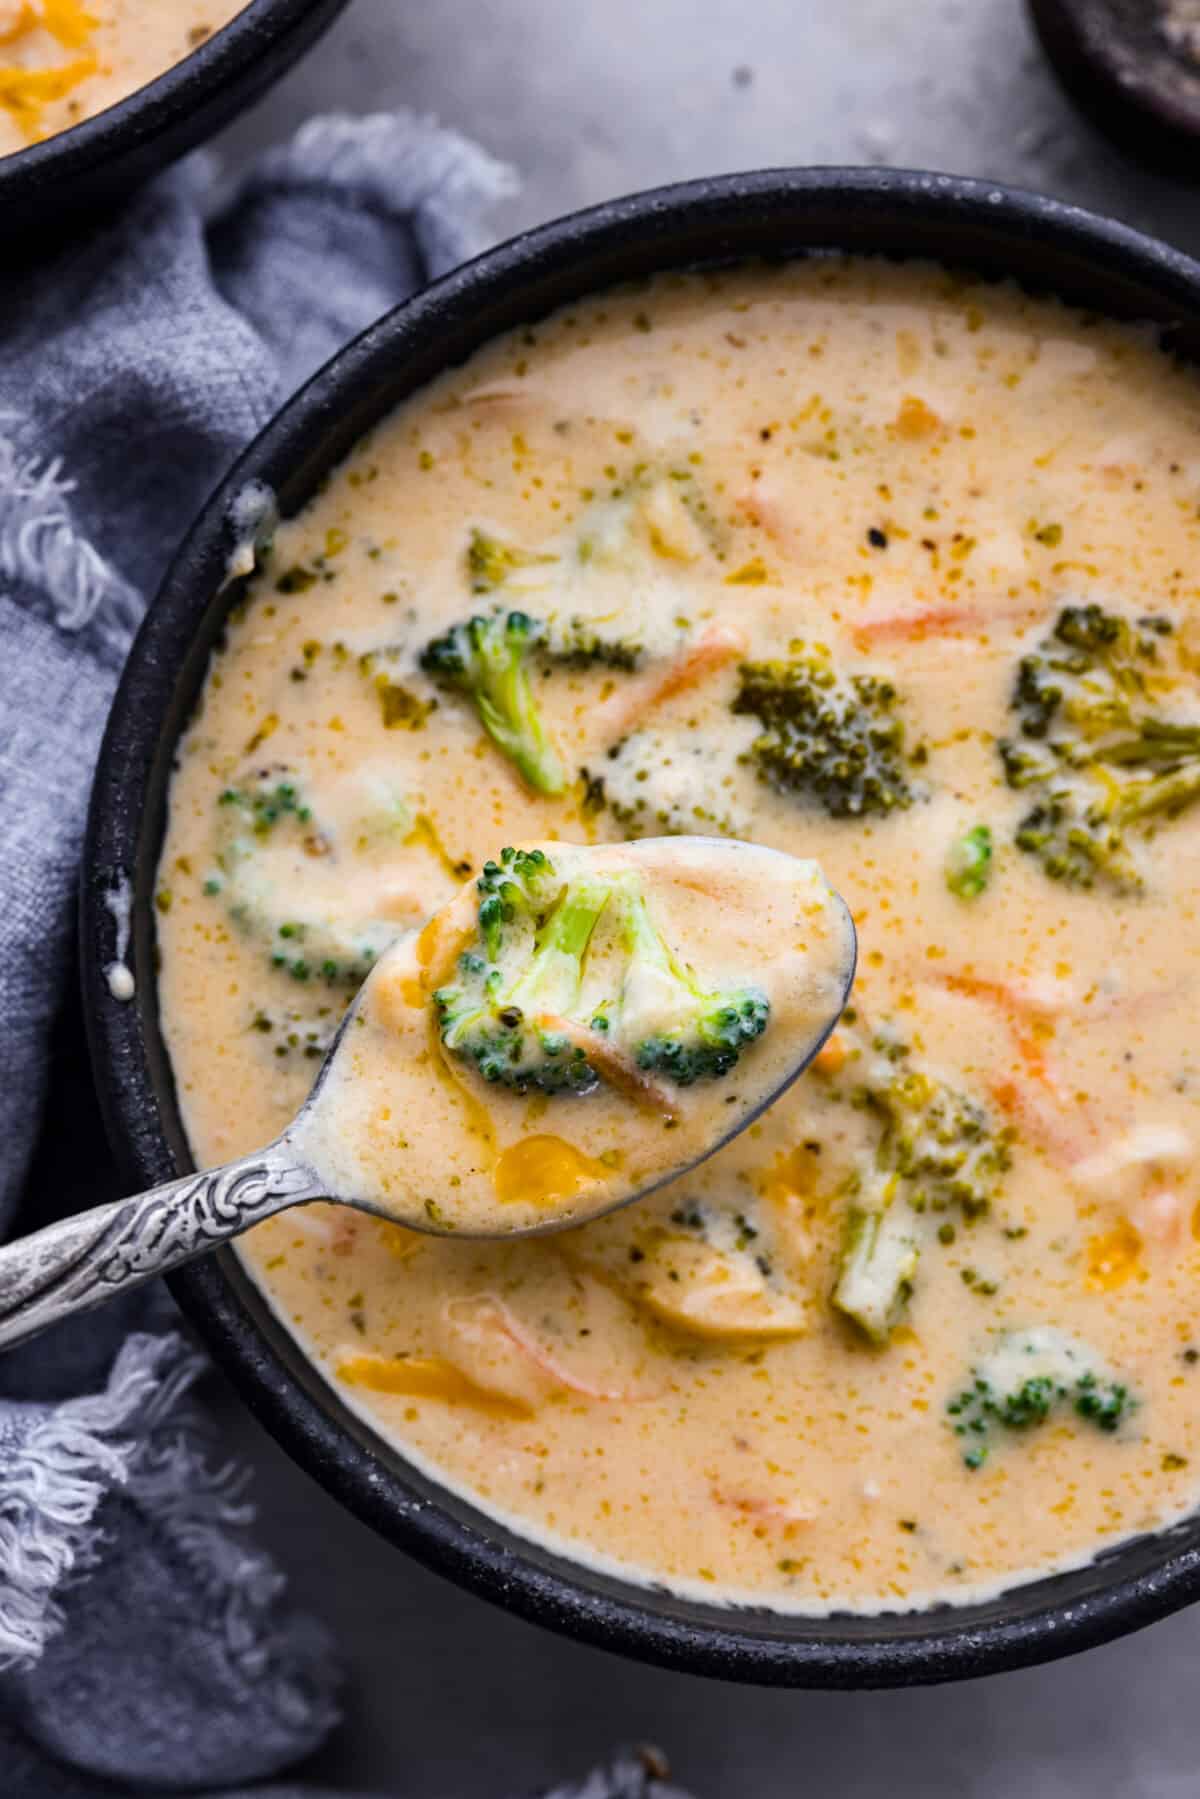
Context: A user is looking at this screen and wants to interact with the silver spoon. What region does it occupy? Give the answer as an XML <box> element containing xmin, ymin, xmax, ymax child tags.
<box><xmin>0</xmin><ymin>840</ymin><xmax>855</xmax><ymax>1353</ymax></box>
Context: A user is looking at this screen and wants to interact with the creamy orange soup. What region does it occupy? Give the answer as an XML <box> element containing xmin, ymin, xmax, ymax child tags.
<box><xmin>0</xmin><ymin>0</ymin><xmax>246</xmax><ymax>154</ymax></box>
<box><xmin>157</xmin><ymin>258</ymin><xmax>1200</xmax><ymax>1613</ymax></box>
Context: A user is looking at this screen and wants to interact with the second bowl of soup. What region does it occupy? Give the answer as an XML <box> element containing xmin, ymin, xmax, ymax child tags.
<box><xmin>0</xmin><ymin>0</ymin><xmax>348</xmax><ymax>232</ymax></box>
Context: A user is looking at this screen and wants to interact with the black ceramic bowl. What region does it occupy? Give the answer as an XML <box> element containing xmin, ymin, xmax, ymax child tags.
<box><xmin>0</xmin><ymin>0</ymin><xmax>348</xmax><ymax>240</ymax></box>
<box><xmin>1028</xmin><ymin>0</ymin><xmax>1200</xmax><ymax>176</ymax></box>
<box><xmin>81</xmin><ymin>168</ymin><xmax>1200</xmax><ymax>1688</ymax></box>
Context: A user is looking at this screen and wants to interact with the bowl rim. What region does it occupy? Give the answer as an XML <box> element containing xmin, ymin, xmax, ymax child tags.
<box><xmin>0</xmin><ymin>0</ymin><xmax>343</xmax><ymax>213</ymax></box>
<box><xmin>81</xmin><ymin>164</ymin><xmax>1200</xmax><ymax>1688</ymax></box>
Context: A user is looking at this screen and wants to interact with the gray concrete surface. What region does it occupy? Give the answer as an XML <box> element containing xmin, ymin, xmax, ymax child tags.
<box><xmin>211</xmin><ymin>3</ymin><xmax>1200</xmax><ymax>1792</ymax></box>
<box><xmin>222</xmin><ymin>0</ymin><xmax>1200</xmax><ymax>255</ymax></box>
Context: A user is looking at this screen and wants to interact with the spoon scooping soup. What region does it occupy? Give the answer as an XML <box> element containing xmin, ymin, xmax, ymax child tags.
<box><xmin>0</xmin><ymin>837</ymin><xmax>854</xmax><ymax>1349</ymax></box>
<box><xmin>297</xmin><ymin>836</ymin><xmax>856</xmax><ymax>1235</ymax></box>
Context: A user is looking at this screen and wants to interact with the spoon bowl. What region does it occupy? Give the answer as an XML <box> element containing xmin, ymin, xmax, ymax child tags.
<box><xmin>0</xmin><ymin>838</ymin><xmax>854</xmax><ymax>1351</ymax></box>
<box><xmin>294</xmin><ymin>836</ymin><xmax>857</xmax><ymax>1237</ymax></box>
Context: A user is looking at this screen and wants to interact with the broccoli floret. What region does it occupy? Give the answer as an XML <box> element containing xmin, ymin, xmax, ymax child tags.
<box><xmin>218</xmin><ymin>774</ymin><xmax>311</xmax><ymax>834</ymax></box>
<box><xmin>831</xmin><ymin>1029</ymin><xmax>1012</xmax><ymax>1343</ymax></box>
<box><xmin>434</xmin><ymin>847</ymin><xmax>770</xmax><ymax>1096</ymax></box>
<box><xmin>733</xmin><ymin>644</ymin><xmax>916</xmax><ymax>817</ymax></box>
<box><xmin>213</xmin><ymin>767</ymin><xmax>402</xmax><ymax>983</ymax></box>
<box><xmin>872</xmin><ymin>1055</ymin><xmax>1012</xmax><ymax>1221</ymax></box>
<box><xmin>465</xmin><ymin>531</ymin><xmax>643</xmax><ymax>668</ymax></box>
<box><xmin>437</xmin><ymin>851</ymin><xmax>610</xmax><ymax>1094</ymax></box>
<box><xmin>999</xmin><ymin>604</ymin><xmax>1200</xmax><ymax>890</ymax></box>
<box><xmin>470</xmin><ymin>526</ymin><xmax>646</xmax><ymax>666</ymax></box>
<box><xmin>466</xmin><ymin>528</ymin><xmax>556</xmax><ymax>593</ymax></box>
<box><xmin>945</xmin><ymin>824</ymin><xmax>993</xmax><ymax>899</ymax></box>
<box><xmin>574</xmin><ymin>465</ymin><xmax>717</xmax><ymax>571</ymax></box>
<box><xmin>947</xmin><ymin>1327</ymin><xmax>1136</xmax><ymax>1468</ymax></box>
<box><xmin>596</xmin><ymin>726</ymin><xmax>754</xmax><ymax>839</ymax></box>
<box><xmin>418</xmin><ymin>605</ymin><xmax>646</xmax><ymax>795</ymax></box>
<box><xmin>614</xmin><ymin>882</ymin><xmax>769</xmax><ymax>1085</ymax></box>
<box><xmin>419</xmin><ymin>610</ymin><xmax>567</xmax><ymax>795</ymax></box>
<box><xmin>544</xmin><ymin>616</ymin><xmax>643</xmax><ymax>671</ymax></box>
<box><xmin>473</xmin><ymin>845</ymin><xmax>563</xmax><ymax>960</ymax></box>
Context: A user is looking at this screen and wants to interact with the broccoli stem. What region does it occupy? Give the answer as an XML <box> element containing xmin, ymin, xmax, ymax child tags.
<box><xmin>833</xmin><ymin>1184</ymin><xmax>920</xmax><ymax>1345</ymax></box>
<box><xmin>621</xmin><ymin>880</ymin><xmax>676</xmax><ymax>977</ymax></box>
<box><xmin>1117</xmin><ymin>762</ymin><xmax>1200</xmax><ymax>824</ymax></box>
<box><xmin>419</xmin><ymin>612</ymin><xmax>567</xmax><ymax>796</ymax></box>
<box><xmin>507</xmin><ymin>878</ymin><xmax>612</xmax><ymax>1021</ymax></box>
<box><xmin>472</xmin><ymin>635</ymin><xmax>565</xmax><ymax>796</ymax></box>
<box><xmin>609</xmin><ymin>881</ymin><xmax>770</xmax><ymax>1084</ymax></box>
<box><xmin>1099</xmin><ymin>727</ymin><xmax>1200</xmax><ymax>766</ymax></box>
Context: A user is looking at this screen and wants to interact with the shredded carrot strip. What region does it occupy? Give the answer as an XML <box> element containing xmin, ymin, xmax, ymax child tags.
<box><xmin>852</xmin><ymin>602</ymin><xmax>1034</xmax><ymax>648</ymax></box>
<box><xmin>597</xmin><ymin>622</ymin><xmax>746</xmax><ymax>740</ymax></box>
<box><xmin>711</xmin><ymin>1485</ymin><xmax>816</xmax><ymax>1531</ymax></box>
<box><xmin>988</xmin><ymin>1077</ymin><xmax>1086</xmax><ymax>1163</ymax></box>
<box><xmin>446</xmin><ymin>1293</ymin><xmax>654</xmax><ymax>1403</ymax></box>
<box><xmin>938</xmin><ymin>972</ymin><xmax>1053</xmax><ymax>1084</ymax></box>
<box><xmin>535</xmin><ymin>1012</ymin><xmax>678</xmax><ymax>1117</ymax></box>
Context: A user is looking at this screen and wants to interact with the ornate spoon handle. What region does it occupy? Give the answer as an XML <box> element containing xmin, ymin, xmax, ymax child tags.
<box><xmin>0</xmin><ymin>1142</ymin><xmax>327</xmax><ymax>1353</ymax></box>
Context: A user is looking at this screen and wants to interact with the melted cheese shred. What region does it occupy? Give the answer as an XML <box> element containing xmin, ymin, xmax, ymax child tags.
<box><xmin>157</xmin><ymin>258</ymin><xmax>1200</xmax><ymax>1616</ymax></box>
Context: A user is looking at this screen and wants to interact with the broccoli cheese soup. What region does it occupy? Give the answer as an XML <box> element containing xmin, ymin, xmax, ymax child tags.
<box><xmin>0</xmin><ymin>0</ymin><xmax>246</xmax><ymax>154</ymax></box>
<box><xmin>157</xmin><ymin>257</ymin><xmax>1200</xmax><ymax>1614</ymax></box>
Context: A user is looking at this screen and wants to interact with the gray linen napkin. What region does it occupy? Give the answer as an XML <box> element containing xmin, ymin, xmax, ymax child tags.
<box><xmin>0</xmin><ymin>112</ymin><xmax>524</xmax><ymax>1794</ymax></box>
